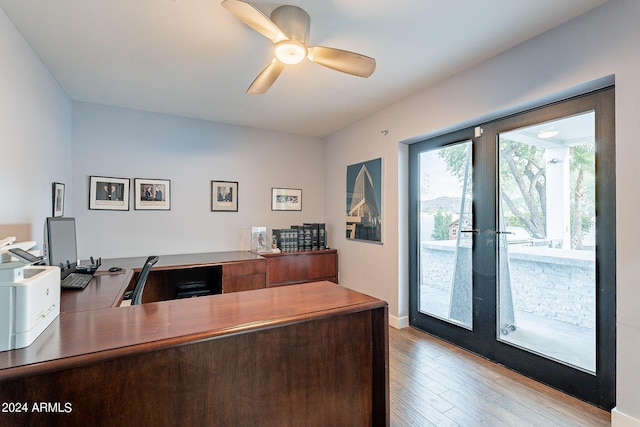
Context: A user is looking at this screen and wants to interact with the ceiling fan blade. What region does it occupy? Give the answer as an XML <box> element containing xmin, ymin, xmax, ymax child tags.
<box><xmin>247</xmin><ymin>59</ymin><xmax>285</xmax><ymax>94</ymax></box>
<box><xmin>307</xmin><ymin>46</ymin><xmax>376</xmax><ymax>78</ymax></box>
<box><xmin>221</xmin><ymin>0</ymin><xmax>286</xmax><ymax>43</ymax></box>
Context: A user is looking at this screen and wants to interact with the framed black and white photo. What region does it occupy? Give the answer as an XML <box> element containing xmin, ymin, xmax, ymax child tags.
<box><xmin>346</xmin><ymin>157</ymin><xmax>383</xmax><ymax>243</ymax></box>
<box><xmin>89</xmin><ymin>176</ymin><xmax>130</xmax><ymax>211</ymax></box>
<box><xmin>134</xmin><ymin>178</ymin><xmax>171</xmax><ymax>210</ymax></box>
<box><xmin>271</xmin><ymin>188</ymin><xmax>302</xmax><ymax>211</ymax></box>
<box><xmin>52</xmin><ymin>182</ymin><xmax>65</xmax><ymax>217</ymax></box>
<box><xmin>211</xmin><ymin>180</ymin><xmax>238</xmax><ymax>212</ymax></box>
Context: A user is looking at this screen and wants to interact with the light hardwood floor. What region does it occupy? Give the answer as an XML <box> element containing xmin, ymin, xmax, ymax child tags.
<box><xmin>389</xmin><ymin>326</ymin><xmax>610</xmax><ymax>427</ymax></box>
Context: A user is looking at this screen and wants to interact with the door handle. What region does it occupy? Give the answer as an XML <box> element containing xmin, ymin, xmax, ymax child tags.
<box><xmin>485</xmin><ymin>230</ymin><xmax>513</xmax><ymax>234</ymax></box>
<box><xmin>459</xmin><ymin>229</ymin><xmax>479</xmax><ymax>233</ymax></box>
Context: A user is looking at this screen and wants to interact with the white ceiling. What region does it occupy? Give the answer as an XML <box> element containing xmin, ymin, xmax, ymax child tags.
<box><xmin>0</xmin><ymin>0</ymin><xmax>606</xmax><ymax>138</ymax></box>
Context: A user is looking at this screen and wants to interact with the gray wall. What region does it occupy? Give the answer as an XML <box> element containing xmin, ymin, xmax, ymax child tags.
<box><xmin>71</xmin><ymin>103</ymin><xmax>325</xmax><ymax>259</ymax></box>
<box><xmin>422</xmin><ymin>244</ymin><xmax>595</xmax><ymax>328</ymax></box>
<box><xmin>0</xmin><ymin>9</ymin><xmax>71</xmax><ymax>237</ymax></box>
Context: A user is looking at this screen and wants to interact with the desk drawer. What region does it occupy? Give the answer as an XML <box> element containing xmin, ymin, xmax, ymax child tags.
<box><xmin>222</xmin><ymin>260</ymin><xmax>267</xmax><ymax>293</ymax></box>
<box><xmin>222</xmin><ymin>260</ymin><xmax>266</xmax><ymax>277</ymax></box>
<box><xmin>222</xmin><ymin>273</ymin><xmax>266</xmax><ymax>293</ymax></box>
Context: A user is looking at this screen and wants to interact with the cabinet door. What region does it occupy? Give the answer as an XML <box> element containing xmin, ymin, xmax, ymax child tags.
<box><xmin>267</xmin><ymin>251</ymin><xmax>338</xmax><ymax>286</ymax></box>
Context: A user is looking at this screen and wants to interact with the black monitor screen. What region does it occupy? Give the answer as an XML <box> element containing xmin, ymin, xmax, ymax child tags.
<box><xmin>45</xmin><ymin>217</ymin><xmax>78</xmax><ymax>277</ymax></box>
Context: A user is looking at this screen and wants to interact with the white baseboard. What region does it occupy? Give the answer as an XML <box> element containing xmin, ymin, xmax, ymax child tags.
<box><xmin>389</xmin><ymin>315</ymin><xmax>409</xmax><ymax>329</ymax></box>
<box><xmin>613</xmin><ymin>407</ymin><xmax>640</xmax><ymax>427</ymax></box>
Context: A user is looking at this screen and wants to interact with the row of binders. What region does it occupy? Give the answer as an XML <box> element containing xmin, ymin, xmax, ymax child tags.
<box><xmin>273</xmin><ymin>223</ymin><xmax>326</xmax><ymax>252</ymax></box>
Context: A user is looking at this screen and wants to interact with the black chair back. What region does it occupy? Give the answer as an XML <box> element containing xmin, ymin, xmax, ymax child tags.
<box><xmin>131</xmin><ymin>256</ymin><xmax>159</xmax><ymax>305</ymax></box>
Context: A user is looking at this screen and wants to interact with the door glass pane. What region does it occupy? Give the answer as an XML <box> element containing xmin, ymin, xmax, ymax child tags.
<box><xmin>419</xmin><ymin>141</ymin><xmax>473</xmax><ymax>329</ymax></box>
<box><xmin>497</xmin><ymin>112</ymin><xmax>596</xmax><ymax>373</ymax></box>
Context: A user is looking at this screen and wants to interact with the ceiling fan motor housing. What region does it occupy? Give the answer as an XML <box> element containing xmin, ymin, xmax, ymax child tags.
<box><xmin>270</xmin><ymin>5</ymin><xmax>310</xmax><ymax>44</ymax></box>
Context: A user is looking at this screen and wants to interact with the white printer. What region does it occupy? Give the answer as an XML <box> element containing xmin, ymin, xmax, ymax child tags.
<box><xmin>0</xmin><ymin>261</ymin><xmax>60</xmax><ymax>352</ymax></box>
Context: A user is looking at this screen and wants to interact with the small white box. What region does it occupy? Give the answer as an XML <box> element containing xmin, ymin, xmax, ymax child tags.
<box><xmin>0</xmin><ymin>265</ymin><xmax>60</xmax><ymax>352</ymax></box>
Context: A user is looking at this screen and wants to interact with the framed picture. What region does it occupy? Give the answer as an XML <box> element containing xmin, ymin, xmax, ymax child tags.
<box><xmin>89</xmin><ymin>176</ymin><xmax>130</xmax><ymax>211</ymax></box>
<box><xmin>251</xmin><ymin>226</ymin><xmax>270</xmax><ymax>253</ymax></box>
<box><xmin>346</xmin><ymin>157</ymin><xmax>383</xmax><ymax>243</ymax></box>
<box><xmin>271</xmin><ymin>188</ymin><xmax>302</xmax><ymax>211</ymax></box>
<box><xmin>211</xmin><ymin>180</ymin><xmax>238</xmax><ymax>212</ymax></box>
<box><xmin>134</xmin><ymin>178</ymin><xmax>171</xmax><ymax>210</ymax></box>
<box><xmin>52</xmin><ymin>182</ymin><xmax>65</xmax><ymax>217</ymax></box>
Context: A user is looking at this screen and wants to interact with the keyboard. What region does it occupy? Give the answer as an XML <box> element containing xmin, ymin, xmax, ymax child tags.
<box><xmin>61</xmin><ymin>273</ymin><xmax>93</xmax><ymax>290</ymax></box>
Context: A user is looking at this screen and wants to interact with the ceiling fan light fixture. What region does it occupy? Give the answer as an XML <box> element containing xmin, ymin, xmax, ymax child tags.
<box><xmin>222</xmin><ymin>1</ymin><xmax>376</xmax><ymax>93</ymax></box>
<box><xmin>537</xmin><ymin>130</ymin><xmax>559</xmax><ymax>139</ymax></box>
<box><xmin>274</xmin><ymin>40</ymin><xmax>307</xmax><ymax>65</ymax></box>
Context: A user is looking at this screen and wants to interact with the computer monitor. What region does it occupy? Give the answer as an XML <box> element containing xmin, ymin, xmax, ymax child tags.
<box><xmin>44</xmin><ymin>217</ymin><xmax>78</xmax><ymax>279</ymax></box>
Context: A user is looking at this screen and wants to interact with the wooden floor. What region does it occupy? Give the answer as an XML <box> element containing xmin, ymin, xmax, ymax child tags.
<box><xmin>389</xmin><ymin>326</ymin><xmax>611</xmax><ymax>427</ymax></box>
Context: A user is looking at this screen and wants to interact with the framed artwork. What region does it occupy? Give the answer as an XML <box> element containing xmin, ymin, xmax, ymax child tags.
<box><xmin>52</xmin><ymin>182</ymin><xmax>65</xmax><ymax>217</ymax></box>
<box><xmin>271</xmin><ymin>188</ymin><xmax>302</xmax><ymax>211</ymax></box>
<box><xmin>346</xmin><ymin>157</ymin><xmax>383</xmax><ymax>243</ymax></box>
<box><xmin>89</xmin><ymin>176</ymin><xmax>130</xmax><ymax>211</ymax></box>
<box><xmin>211</xmin><ymin>180</ymin><xmax>238</xmax><ymax>212</ymax></box>
<box><xmin>134</xmin><ymin>178</ymin><xmax>171</xmax><ymax>210</ymax></box>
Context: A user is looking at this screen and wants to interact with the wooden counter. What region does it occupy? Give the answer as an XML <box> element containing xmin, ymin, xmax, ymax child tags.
<box><xmin>0</xmin><ymin>252</ymin><xmax>389</xmax><ymax>427</ymax></box>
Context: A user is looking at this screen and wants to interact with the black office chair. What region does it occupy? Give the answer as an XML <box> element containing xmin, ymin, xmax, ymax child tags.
<box><xmin>131</xmin><ymin>256</ymin><xmax>160</xmax><ymax>306</ymax></box>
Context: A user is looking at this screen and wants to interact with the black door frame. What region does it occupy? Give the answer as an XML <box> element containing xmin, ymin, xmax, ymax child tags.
<box><xmin>408</xmin><ymin>87</ymin><xmax>615</xmax><ymax>409</ymax></box>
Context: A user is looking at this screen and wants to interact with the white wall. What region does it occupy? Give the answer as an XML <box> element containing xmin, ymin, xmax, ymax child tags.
<box><xmin>325</xmin><ymin>0</ymin><xmax>640</xmax><ymax>423</ymax></box>
<box><xmin>0</xmin><ymin>8</ymin><xmax>71</xmax><ymax>240</ymax></box>
<box><xmin>71</xmin><ymin>102</ymin><xmax>325</xmax><ymax>259</ymax></box>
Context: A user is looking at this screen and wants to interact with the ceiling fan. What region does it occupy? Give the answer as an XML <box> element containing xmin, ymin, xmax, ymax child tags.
<box><xmin>221</xmin><ymin>0</ymin><xmax>376</xmax><ymax>94</ymax></box>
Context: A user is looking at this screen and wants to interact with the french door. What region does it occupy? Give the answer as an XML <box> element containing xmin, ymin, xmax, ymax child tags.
<box><xmin>408</xmin><ymin>88</ymin><xmax>615</xmax><ymax>409</ymax></box>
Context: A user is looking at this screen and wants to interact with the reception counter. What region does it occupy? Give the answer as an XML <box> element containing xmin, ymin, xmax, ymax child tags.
<box><xmin>0</xmin><ymin>252</ymin><xmax>389</xmax><ymax>426</ymax></box>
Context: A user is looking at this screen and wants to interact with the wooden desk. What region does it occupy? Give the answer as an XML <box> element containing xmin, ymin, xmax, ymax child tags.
<box><xmin>62</xmin><ymin>251</ymin><xmax>267</xmax><ymax>312</ymax></box>
<box><xmin>0</xmin><ymin>252</ymin><xmax>389</xmax><ymax>426</ymax></box>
